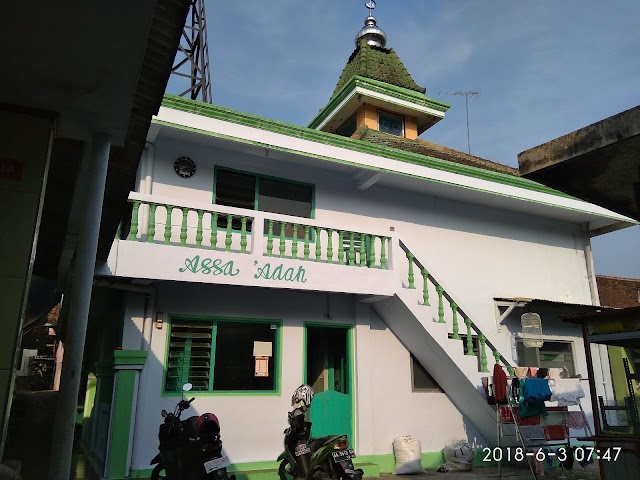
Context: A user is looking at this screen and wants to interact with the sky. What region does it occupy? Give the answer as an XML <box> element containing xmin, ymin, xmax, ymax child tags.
<box><xmin>167</xmin><ymin>0</ymin><xmax>640</xmax><ymax>278</ymax></box>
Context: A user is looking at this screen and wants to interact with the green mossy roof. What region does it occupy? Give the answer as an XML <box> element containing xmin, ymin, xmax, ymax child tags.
<box><xmin>353</xmin><ymin>126</ymin><xmax>520</xmax><ymax>176</ymax></box>
<box><xmin>331</xmin><ymin>40</ymin><xmax>426</xmax><ymax>99</ymax></box>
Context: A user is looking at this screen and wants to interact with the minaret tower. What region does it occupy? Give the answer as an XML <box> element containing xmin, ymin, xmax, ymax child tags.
<box><xmin>309</xmin><ymin>1</ymin><xmax>449</xmax><ymax>139</ymax></box>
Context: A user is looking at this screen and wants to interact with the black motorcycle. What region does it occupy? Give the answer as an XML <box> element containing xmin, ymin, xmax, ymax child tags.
<box><xmin>151</xmin><ymin>383</ymin><xmax>235</xmax><ymax>480</ymax></box>
<box><xmin>277</xmin><ymin>385</ymin><xmax>363</xmax><ymax>480</ymax></box>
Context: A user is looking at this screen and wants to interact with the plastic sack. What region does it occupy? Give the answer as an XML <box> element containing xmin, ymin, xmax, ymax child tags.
<box><xmin>438</xmin><ymin>440</ymin><xmax>473</xmax><ymax>472</ymax></box>
<box><xmin>392</xmin><ymin>435</ymin><xmax>425</xmax><ymax>474</ymax></box>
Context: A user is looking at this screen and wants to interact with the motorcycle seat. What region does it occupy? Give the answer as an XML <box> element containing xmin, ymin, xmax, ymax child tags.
<box><xmin>307</xmin><ymin>436</ymin><xmax>338</xmax><ymax>451</ymax></box>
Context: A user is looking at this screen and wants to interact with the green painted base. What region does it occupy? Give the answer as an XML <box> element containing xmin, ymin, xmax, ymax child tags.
<box><xmin>130</xmin><ymin>450</ymin><xmax>502</xmax><ymax>480</ymax></box>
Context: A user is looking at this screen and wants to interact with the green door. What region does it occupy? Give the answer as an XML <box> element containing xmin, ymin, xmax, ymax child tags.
<box><xmin>305</xmin><ymin>326</ymin><xmax>353</xmax><ymax>444</ymax></box>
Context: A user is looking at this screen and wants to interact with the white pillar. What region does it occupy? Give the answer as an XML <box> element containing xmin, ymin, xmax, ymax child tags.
<box><xmin>49</xmin><ymin>133</ymin><xmax>111</xmax><ymax>480</ymax></box>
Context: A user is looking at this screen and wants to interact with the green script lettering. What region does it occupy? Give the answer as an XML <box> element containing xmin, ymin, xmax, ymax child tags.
<box><xmin>253</xmin><ymin>260</ymin><xmax>307</xmax><ymax>283</ymax></box>
<box><xmin>180</xmin><ymin>255</ymin><xmax>239</xmax><ymax>276</ymax></box>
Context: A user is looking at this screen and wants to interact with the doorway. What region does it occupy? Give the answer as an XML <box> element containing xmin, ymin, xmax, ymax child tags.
<box><xmin>304</xmin><ymin>325</ymin><xmax>353</xmax><ymax>445</ymax></box>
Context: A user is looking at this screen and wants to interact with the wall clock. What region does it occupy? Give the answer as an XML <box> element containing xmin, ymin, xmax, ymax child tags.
<box><xmin>174</xmin><ymin>156</ymin><xmax>196</xmax><ymax>178</ymax></box>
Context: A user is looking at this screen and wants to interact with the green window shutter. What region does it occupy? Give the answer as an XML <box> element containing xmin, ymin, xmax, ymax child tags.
<box><xmin>166</xmin><ymin>322</ymin><xmax>213</xmax><ymax>392</ymax></box>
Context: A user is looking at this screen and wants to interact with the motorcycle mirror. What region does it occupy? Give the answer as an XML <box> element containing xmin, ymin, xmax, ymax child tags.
<box><xmin>182</xmin><ymin>383</ymin><xmax>193</xmax><ymax>392</ymax></box>
<box><xmin>161</xmin><ymin>409</ymin><xmax>168</xmax><ymax>417</ymax></box>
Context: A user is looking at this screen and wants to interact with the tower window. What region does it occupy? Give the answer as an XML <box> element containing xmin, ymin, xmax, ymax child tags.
<box><xmin>337</xmin><ymin>115</ymin><xmax>357</xmax><ymax>137</ymax></box>
<box><xmin>378</xmin><ymin>111</ymin><xmax>404</xmax><ymax>137</ymax></box>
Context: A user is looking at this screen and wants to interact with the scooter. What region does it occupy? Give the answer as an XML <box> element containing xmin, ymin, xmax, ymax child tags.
<box><xmin>151</xmin><ymin>383</ymin><xmax>235</xmax><ymax>480</ymax></box>
<box><xmin>277</xmin><ymin>385</ymin><xmax>363</xmax><ymax>480</ymax></box>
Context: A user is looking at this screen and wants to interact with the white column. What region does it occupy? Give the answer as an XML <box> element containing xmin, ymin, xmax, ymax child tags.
<box><xmin>49</xmin><ymin>133</ymin><xmax>111</xmax><ymax>480</ymax></box>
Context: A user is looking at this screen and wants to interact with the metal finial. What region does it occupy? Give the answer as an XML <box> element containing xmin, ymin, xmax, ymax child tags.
<box><xmin>365</xmin><ymin>1</ymin><xmax>376</xmax><ymax>16</ymax></box>
<box><xmin>356</xmin><ymin>1</ymin><xmax>387</xmax><ymax>48</ymax></box>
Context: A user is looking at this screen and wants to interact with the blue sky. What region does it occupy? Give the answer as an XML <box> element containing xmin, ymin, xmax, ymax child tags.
<box><xmin>167</xmin><ymin>0</ymin><xmax>640</xmax><ymax>278</ymax></box>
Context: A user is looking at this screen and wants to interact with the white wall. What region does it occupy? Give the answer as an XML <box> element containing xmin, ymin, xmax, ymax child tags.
<box><xmin>142</xmin><ymin>135</ymin><xmax>594</xmax><ymax>359</ymax></box>
<box><xmin>127</xmin><ymin>283</ymin><xmax>490</xmax><ymax>471</ymax></box>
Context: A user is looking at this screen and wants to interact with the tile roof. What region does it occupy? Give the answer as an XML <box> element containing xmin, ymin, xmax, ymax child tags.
<box><xmin>331</xmin><ymin>40</ymin><xmax>426</xmax><ymax>99</ymax></box>
<box><xmin>596</xmin><ymin>275</ymin><xmax>640</xmax><ymax>308</ymax></box>
<box><xmin>352</xmin><ymin>126</ymin><xmax>520</xmax><ymax>176</ymax></box>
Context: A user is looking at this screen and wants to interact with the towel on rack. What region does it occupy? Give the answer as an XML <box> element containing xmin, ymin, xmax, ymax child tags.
<box><xmin>548</xmin><ymin>368</ymin><xmax>564</xmax><ymax>380</ymax></box>
<box><xmin>551</xmin><ymin>379</ymin><xmax>585</xmax><ymax>406</ymax></box>
<box><xmin>543</xmin><ymin>424</ymin><xmax>568</xmax><ymax>440</ymax></box>
<box><xmin>519</xmin><ymin>425</ymin><xmax>545</xmax><ymax>443</ymax></box>
<box><xmin>515</xmin><ymin>367</ymin><xmax>528</xmax><ymax>379</ymax></box>
<box><xmin>523</xmin><ymin>378</ymin><xmax>552</xmax><ymax>402</ymax></box>
<box><xmin>528</xmin><ymin>367</ymin><xmax>539</xmax><ymax>377</ymax></box>
<box><xmin>566</xmin><ymin>411</ymin><xmax>588</xmax><ymax>429</ymax></box>
<box><xmin>493</xmin><ymin>363</ymin><xmax>508</xmax><ymax>403</ymax></box>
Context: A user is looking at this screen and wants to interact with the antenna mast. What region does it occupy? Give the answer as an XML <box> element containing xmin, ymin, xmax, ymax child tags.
<box><xmin>171</xmin><ymin>0</ymin><xmax>213</xmax><ymax>103</ymax></box>
<box><xmin>439</xmin><ymin>90</ymin><xmax>479</xmax><ymax>155</ymax></box>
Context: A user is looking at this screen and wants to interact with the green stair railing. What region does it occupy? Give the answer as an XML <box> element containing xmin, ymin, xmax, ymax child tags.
<box><xmin>399</xmin><ymin>240</ymin><xmax>515</xmax><ymax>375</ymax></box>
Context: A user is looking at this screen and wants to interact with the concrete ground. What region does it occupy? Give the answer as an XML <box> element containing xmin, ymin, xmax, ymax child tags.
<box><xmin>380</xmin><ymin>463</ymin><xmax>601</xmax><ymax>480</ymax></box>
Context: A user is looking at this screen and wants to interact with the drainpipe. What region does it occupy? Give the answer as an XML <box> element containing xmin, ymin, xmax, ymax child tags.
<box><xmin>92</xmin><ymin>279</ymin><xmax>154</xmax><ymax>475</ymax></box>
<box><xmin>49</xmin><ymin>133</ymin><xmax>111</xmax><ymax>480</ymax></box>
<box><xmin>139</xmin><ymin>143</ymin><xmax>154</xmax><ymax>238</ymax></box>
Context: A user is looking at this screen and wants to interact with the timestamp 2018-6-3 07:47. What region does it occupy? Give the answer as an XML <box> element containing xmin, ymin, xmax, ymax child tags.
<box><xmin>482</xmin><ymin>446</ymin><xmax>622</xmax><ymax>463</ymax></box>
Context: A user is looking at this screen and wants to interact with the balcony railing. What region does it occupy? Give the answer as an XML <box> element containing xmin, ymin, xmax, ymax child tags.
<box><xmin>119</xmin><ymin>192</ymin><xmax>392</xmax><ymax>269</ymax></box>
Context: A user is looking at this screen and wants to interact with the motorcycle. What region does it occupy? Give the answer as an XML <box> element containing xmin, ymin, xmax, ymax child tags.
<box><xmin>277</xmin><ymin>385</ymin><xmax>363</xmax><ymax>480</ymax></box>
<box><xmin>150</xmin><ymin>383</ymin><xmax>235</xmax><ymax>480</ymax></box>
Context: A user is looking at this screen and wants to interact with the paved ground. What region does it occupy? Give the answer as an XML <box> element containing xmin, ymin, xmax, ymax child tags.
<box><xmin>380</xmin><ymin>463</ymin><xmax>600</xmax><ymax>480</ymax></box>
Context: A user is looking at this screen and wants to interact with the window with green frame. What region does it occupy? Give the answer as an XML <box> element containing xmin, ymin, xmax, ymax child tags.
<box><xmin>213</xmin><ymin>168</ymin><xmax>313</xmax><ymax>235</ymax></box>
<box><xmin>165</xmin><ymin>318</ymin><xmax>279</xmax><ymax>393</ymax></box>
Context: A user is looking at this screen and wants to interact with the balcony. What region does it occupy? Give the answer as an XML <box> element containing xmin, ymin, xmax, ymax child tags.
<box><xmin>105</xmin><ymin>193</ymin><xmax>398</xmax><ymax>296</ymax></box>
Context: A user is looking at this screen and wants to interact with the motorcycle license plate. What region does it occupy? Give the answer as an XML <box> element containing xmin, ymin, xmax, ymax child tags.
<box><xmin>332</xmin><ymin>449</ymin><xmax>355</xmax><ymax>461</ymax></box>
<box><xmin>204</xmin><ymin>455</ymin><xmax>230</xmax><ymax>473</ymax></box>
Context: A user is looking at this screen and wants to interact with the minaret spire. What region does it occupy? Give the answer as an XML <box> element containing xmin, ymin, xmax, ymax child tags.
<box><xmin>356</xmin><ymin>1</ymin><xmax>387</xmax><ymax>48</ymax></box>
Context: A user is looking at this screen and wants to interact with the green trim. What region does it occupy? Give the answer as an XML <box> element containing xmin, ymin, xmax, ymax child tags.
<box><xmin>161</xmin><ymin>95</ymin><xmax>573</xmax><ymax>200</ymax></box>
<box><xmin>154</xmin><ymin>115</ymin><xmax>634</xmax><ymax>224</ymax></box>
<box><xmin>106</xmin><ymin>368</ymin><xmax>138</xmax><ymax>479</ymax></box>
<box><xmin>309</xmin><ymin>76</ymin><xmax>450</xmax><ymax>129</ymax></box>
<box><xmin>162</xmin><ymin>315</ymin><xmax>282</xmax><ymax>396</ymax></box>
<box><xmin>113</xmin><ymin>349</ymin><xmax>148</xmax><ymax>366</ymax></box>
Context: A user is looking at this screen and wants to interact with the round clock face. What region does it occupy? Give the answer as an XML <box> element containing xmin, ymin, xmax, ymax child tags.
<box><xmin>174</xmin><ymin>156</ymin><xmax>196</xmax><ymax>178</ymax></box>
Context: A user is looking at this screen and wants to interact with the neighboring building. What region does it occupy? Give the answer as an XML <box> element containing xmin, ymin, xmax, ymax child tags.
<box><xmin>82</xmin><ymin>10</ymin><xmax>634</xmax><ymax>479</ymax></box>
<box><xmin>596</xmin><ymin>275</ymin><xmax>640</xmax><ymax>414</ymax></box>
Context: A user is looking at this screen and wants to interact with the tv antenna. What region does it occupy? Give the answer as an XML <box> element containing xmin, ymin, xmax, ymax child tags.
<box><xmin>171</xmin><ymin>0</ymin><xmax>213</xmax><ymax>103</ymax></box>
<box><xmin>439</xmin><ymin>90</ymin><xmax>479</xmax><ymax>155</ymax></box>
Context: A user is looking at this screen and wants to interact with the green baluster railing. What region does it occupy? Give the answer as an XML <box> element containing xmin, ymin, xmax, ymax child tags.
<box><xmin>303</xmin><ymin>226</ymin><xmax>310</xmax><ymax>260</ymax></box>
<box><xmin>436</xmin><ymin>285</ymin><xmax>445</xmax><ymax>323</ymax></box>
<box><xmin>267</xmin><ymin>219</ymin><xmax>274</xmax><ymax>256</ymax></box>
<box><xmin>492</xmin><ymin>348</ymin><xmax>501</xmax><ymax>366</ymax></box>
<box><xmin>210</xmin><ymin>212</ymin><xmax>218</xmax><ymax>250</ymax></box>
<box><xmin>421</xmin><ymin>268</ymin><xmax>430</xmax><ymax>305</ymax></box>
<box><xmin>146</xmin><ymin>203</ymin><xmax>157</xmax><ymax>243</ymax></box>
<box><xmin>115</xmin><ymin>221</ymin><xmax>122</xmax><ymax>240</ymax></box>
<box><xmin>315</xmin><ymin>227</ymin><xmax>322</xmax><ymax>261</ymax></box>
<box><xmin>348</xmin><ymin>232</ymin><xmax>356</xmax><ymax>266</ymax></box>
<box><xmin>240</xmin><ymin>216</ymin><xmax>248</xmax><ymax>253</ymax></box>
<box><xmin>464</xmin><ymin>316</ymin><xmax>474</xmax><ymax>356</ymax></box>
<box><xmin>326</xmin><ymin>228</ymin><xmax>333</xmax><ymax>263</ymax></box>
<box><xmin>165</xmin><ymin>205</ymin><xmax>173</xmax><ymax>245</ymax></box>
<box><xmin>450</xmin><ymin>300</ymin><xmax>460</xmax><ymax>339</ymax></box>
<box><xmin>368</xmin><ymin>235</ymin><xmax>375</xmax><ymax>268</ymax></box>
<box><xmin>128</xmin><ymin>200</ymin><xmax>141</xmax><ymax>240</ymax></box>
<box><xmin>180</xmin><ymin>208</ymin><xmax>188</xmax><ymax>247</ymax></box>
<box><xmin>359</xmin><ymin>234</ymin><xmax>366</xmax><ymax>267</ymax></box>
<box><xmin>225</xmin><ymin>214</ymin><xmax>233</xmax><ymax>252</ymax></box>
<box><xmin>292</xmin><ymin>224</ymin><xmax>299</xmax><ymax>259</ymax></box>
<box><xmin>380</xmin><ymin>237</ymin><xmax>387</xmax><ymax>269</ymax></box>
<box><xmin>195</xmin><ymin>209</ymin><xmax>204</xmax><ymax>248</ymax></box>
<box><xmin>338</xmin><ymin>231</ymin><xmax>345</xmax><ymax>265</ymax></box>
<box><xmin>406</xmin><ymin>251</ymin><xmax>415</xmax><ymax>288</ymax></box>
<box><xmin>479</xmin><ymin>333</ymin><xmax>489</xmax><ymax>372</ymax></box>
<box><xmin>279</xmin><ymin>222</ymin><xmax>286</xmax><ymax>258</ymax></box>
